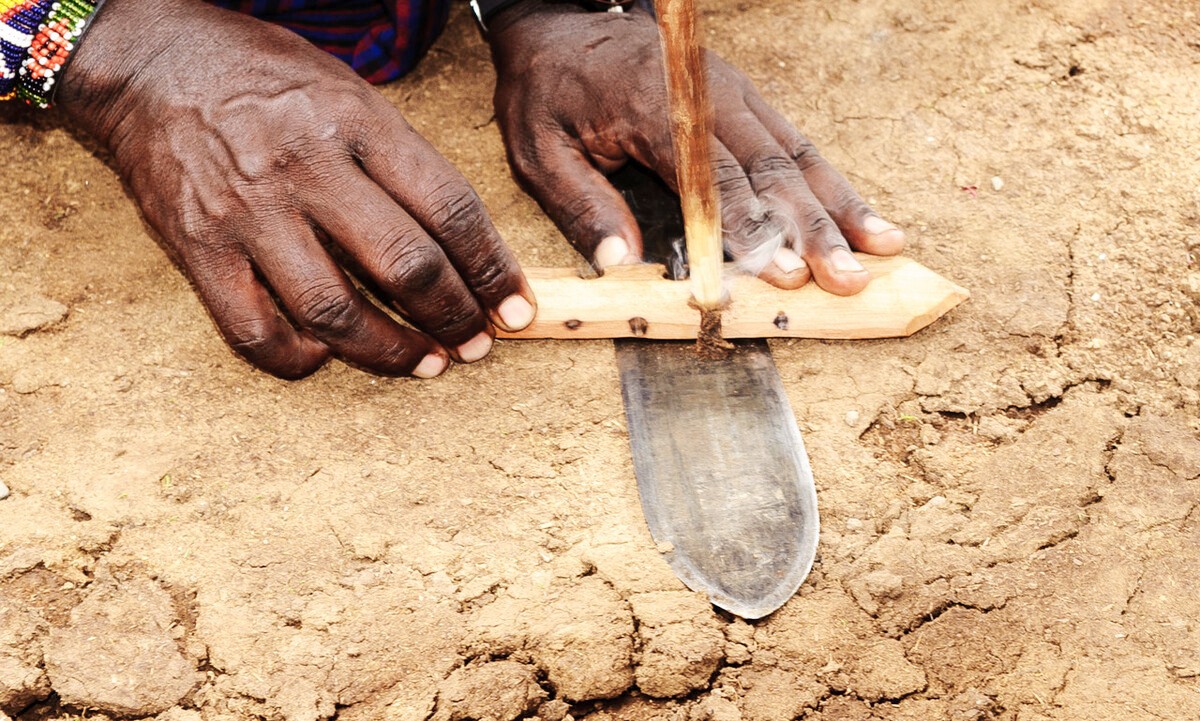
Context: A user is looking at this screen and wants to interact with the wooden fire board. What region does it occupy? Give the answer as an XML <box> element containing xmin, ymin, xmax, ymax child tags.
<box><xmin>496</xmin><ymin>254</ymin><xmax>968</xmax><ymax>341</ymax></box>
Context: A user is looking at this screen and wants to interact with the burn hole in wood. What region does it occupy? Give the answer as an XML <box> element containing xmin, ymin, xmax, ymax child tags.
<box><xmin>629</xmin><ymin>317</ymin><xmax>649</xmax><ymax>336</ymax></box>
<box><xmin>564</xmin><ymin>319</ymin><xmax>583</xmax><ymax>330</ymax></box>
<box><xmin>774</xmin><ymin>312</ymin><xmax>789</xmax><ymax>330</ymax></box>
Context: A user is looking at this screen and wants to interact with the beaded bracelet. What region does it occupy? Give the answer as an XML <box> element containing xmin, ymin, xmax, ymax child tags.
<box><xmin>1</xmin><ymin>0</ymin><xmax>102</xmax><ymax>108</ymax></box>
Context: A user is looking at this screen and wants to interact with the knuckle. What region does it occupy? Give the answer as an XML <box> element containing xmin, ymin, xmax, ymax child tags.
<box><xmin>221</xmin><ymin>316</ymin><xmax>329</xmax><ymax>379</ymax></box>
<box><xmin>223</xmin><ymin>317</ymin><xmax>278</xmax><ymax>359</ymax></box>
<box><xmin>726</xmin><ymin>201</ymin><xmax>784</xmax><ymax>252</ymax></box>
<box><xmin>268</xmin><ymin>134</ymin><xmax>326</xmax><ymax>177</ymax></box>
<box><xmin>294</xmin><ymin>281</ymin><xmax>360</xmax><ymax>337</ymax></box>
<box><xmin>378</xmin><ymin>235</ymin><xmax>445</xmax><ymax>296</ymax></box>
<box><xmin>181</xmin><ymin>243</ymin><xmax>239</xmax><ymax>284</ymax></box>
<box><xmin>712</xmin><ymin>157</ymin><xmax>748</xmax><ymax>194</ymax></box>
<box><xmin>743</xmin><ymin>149</ymin><xmax>799</xmax><ymax>180</ymax></box>
<box><xmin>270</xmin><ymin>141</ymin><xmax>304</xmax><ymax>174</ymax></box>
<box><xmin>788</xmin><ymin>139</ymin><xmax>823</xmax><ymax>171</ymax></box>
<box><xmin>506</xmin><ymin>119</ymin><xmax>566</xmax><ymax>181</ymax></box>
<box><xmin>553</xmin><ymin>194</ymin><xmax>607</xmax><ymax>246</ymax></box>
<box><xmin>348</xmin><ymin>111</ymin><xmax>414</xmax><ymax>156</ymax></box>
<box><xmin>715</xmin><ymin>195</ymin><xmax>772</xmax><ymax>251</ymax></box>
<box><xmin>467</xmin><ymin>260</ymin><xmax>512</xmax><ymax>299</ymax></box>
<box><xmin>735</xmin><ymin>198</ymin><xmax>772</xmax><ymax>234</ymax></box>
<box><xmin>175</xmin><ymin>209</ymin><xmax>216</xmax><ymax>245</ymax></box>
<box><xmin>175</xmin><ymin>188</ymin><xmax>238</xmax><ymax>243</ymax></box>
<box><xmin>425</xmin><ymin>184</ymin><xmax>485</xmax><ymax>244</ymax></box>
<box><xmin>377</xmin><ymin>338</ymin><xmax>423</xmax><ymax>371</ymax></box>
<box><xmin>429</xmin><ymin>302</ymin><xmax>482</xmax><ymax>341</ymax></box>
<box><xmin>805</xmin><ymin>212</ymin><xmax>837</xmax><ymax>235</ymax></box>
<box><xmin>264</xmin><ymin>138</ymin><xmax>346</xmax><ymax>194</ymax></box>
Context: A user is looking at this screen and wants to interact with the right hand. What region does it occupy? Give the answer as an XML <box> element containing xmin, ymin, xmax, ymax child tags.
<box><xmin>58</xmin><ymin>0</ymin><xmax>535</xmax><ymax>379</ymax></box>
<box><xmin>487</xmin><ymin>2</ymin><xmax>905</xmax><ymax>295</ymax></box>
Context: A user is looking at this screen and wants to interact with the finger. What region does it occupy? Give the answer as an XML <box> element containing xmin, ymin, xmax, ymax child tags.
<box><xmin>310</xmin><ymin>170</ymin><xmax>496</xmax><ymax>363</ymax></box>
<box><xmin>350</xmin><ymin>110</ymin><xmax>536</xmax><ymax>330</ymax></box>
<box><xmin>716</xmin><ymin>108</ymin><xmax>869</xmax><ymax>296</ymax></box>
<box><xmin>508</xmin><ymin>129</ymin><xmax>644</xmax><ymax>270</ymax></box>
<box><xmin>757</xmin><ymin>246</ymin><xmax>812</xmax><ymax>290</ymax></box>
<box><xmin>250</xmin><ymin>218</ymin><xmax>449</xmax><ymax>378</ymax></box>
<box><xmin>746</xmin><ymin>94</ymin><xmax>905</xmax><ymax>256</ymax></box>
<box><xmin>708</xmin><ymin>137</ymin><xmax>814</xmax><ymax>290</ymax></box>
<box><xmin>591</xmin><ymin>102</ymin><xmax>812</xmax><ymax>288</ymax></box>
<box><xmin>185</xmin><ymin>247</ymin><xmax>330</xmax><ymax>379</ymax></box>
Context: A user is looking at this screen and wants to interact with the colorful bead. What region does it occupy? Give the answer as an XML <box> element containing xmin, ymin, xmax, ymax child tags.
<box><xmin>1</xmin><ymin>0</ymin><xmax>100</xmax><ymax>107</ymax></box>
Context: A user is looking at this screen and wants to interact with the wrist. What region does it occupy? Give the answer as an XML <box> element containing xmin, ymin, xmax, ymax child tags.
<box><xmin>485</xmin><ymin>0</ymin><xmax>643</xmax><ymax>53</ymax></box>
<box><xmin>57</xmin><ymin>0</ymin><xmax>187</xmax><ymax>142</ymax></box>
<box><xmin>483</xmin><ymin>0</ymin><xmax>572</xmax><ymax>37</ymax></box>
<box><xmin>470</xmin><ymin>0</ymin><xmax>522</xmax><ymax>31</ymax></box>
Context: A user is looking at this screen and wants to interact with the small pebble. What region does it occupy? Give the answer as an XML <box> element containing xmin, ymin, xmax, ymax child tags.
<box><xmin>1090</xmin><ymin>292</ymin><xmax>1101</xmax><ymax>301</ymax></box>
<box><xmin>0</xmin><ymin>480</ymin><xmax>9</xmax><ymax>501</ymax></box>
<box><xmin>846</xmin><ymin>517</ymin><xmax>864</xmax><ymax>531</ymax></box>
<box><xmin>991</xmin><ymin>176</ymin><xmax>1004</xmax><ymax>191</ymax></box>
<box><xmin>11</xmin><ymin>369</ymin><xmax>44</xmax><ymax>395</ymax></box>
<box><xmin>844</xmin><ymin>410</ymin><xmax>861</xmax><ymax>426</ymax></box>
<box><xmin>0</xmin><ymin>295</ymin><xmax>68</xmax><ymax>337</ymax></box>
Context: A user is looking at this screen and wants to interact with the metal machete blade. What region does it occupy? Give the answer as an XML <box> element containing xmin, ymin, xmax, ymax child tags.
<box><xmin>616</xmin><ymin>338</ymin><xmax>819</xmax><ymax>619</ymax></box>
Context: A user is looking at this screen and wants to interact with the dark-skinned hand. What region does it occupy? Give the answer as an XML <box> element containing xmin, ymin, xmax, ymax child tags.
<box><xmin>58</xmin><ymin>0</ymin><xmax>536</xmax><ymax>379</ymax></box>
<box><xmin>487</xmin><ymin>1</ymin><xmax>906</xmax><ymax>294</ymax></box>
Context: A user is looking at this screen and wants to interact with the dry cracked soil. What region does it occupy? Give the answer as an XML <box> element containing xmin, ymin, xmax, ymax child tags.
<box><xmin>2</xmin><ymin>0</ymin><xmax>1200</xmax><ymax>720</ymax></box>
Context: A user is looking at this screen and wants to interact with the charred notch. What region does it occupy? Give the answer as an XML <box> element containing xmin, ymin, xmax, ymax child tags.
<box><xmin>696</xmin><ymin>308</ymin><xmax>734</xmax><ymax>360</ymax></box>
<box><xmin>629</xmin><ymin>317</ymin><xmax>649</xmax><ymax>336</ymax></box>
<box><xmin>688</xmin><ymin>294</ymin><xmax>734</xmax><ymax>360</ymax></box>
<box><xmin>564</xmin><ymin>319</ymin><xmax>583</xmax><ymax>330</ymax></box>
<box><xmin>773</xmin><ymin>311</ymin><xmax>789</xmax><ymax>330</ymax></box>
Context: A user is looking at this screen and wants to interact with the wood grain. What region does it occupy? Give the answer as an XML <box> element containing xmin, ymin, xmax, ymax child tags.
<box><xmin>497</xmin><ymin>255</ymin><xmax>969</xmax><ymax>340</ymax></box>
<box><xmin>653</xmin><ymin>0</ymin><xmax>725</xmax><ymax>309</ymax></box>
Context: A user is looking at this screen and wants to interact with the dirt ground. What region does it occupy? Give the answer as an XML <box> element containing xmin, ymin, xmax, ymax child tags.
<box><xmin>3</xmin><ymin>0</ymin><xmax>1200</xmax><ymax>719</ymax></box>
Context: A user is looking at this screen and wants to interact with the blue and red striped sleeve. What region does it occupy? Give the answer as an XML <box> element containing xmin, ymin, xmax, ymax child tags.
<box><xmin>207</xmin><ymin>0</ymin><xmax>453</xmax><ymax>84</ymax></box>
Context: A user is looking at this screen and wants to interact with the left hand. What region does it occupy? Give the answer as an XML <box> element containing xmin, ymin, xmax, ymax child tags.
<box><xmin>59</xmin><ymin>0</ymin><xmax>535</xmax><ymax>380</ymax></box>
<box><xmin>487</xmin><ymin>1</ymin><xmax>905</xmax><ymax>295</ymax></box>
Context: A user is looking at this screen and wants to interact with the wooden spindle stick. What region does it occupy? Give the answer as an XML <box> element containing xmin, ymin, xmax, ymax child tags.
<box><xmin>654</xmin><ymin>0</ymin><xmax>730</xmax><ymax>356</ymax></box>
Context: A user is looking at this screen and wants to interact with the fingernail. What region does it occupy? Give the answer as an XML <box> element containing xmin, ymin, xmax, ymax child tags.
<box><xmin>831</xmin><ymin>248</ymin><xmax>866</xmax><ymax>273</ymax></box>
<box><xmin>412</xmin><ymin>353</ymin><xmax>448</xmax><ymax>379</ymax></box>
<box><xmin>457</xmin><ymin>331</ymin><xmax>494</xmax><ymax>363</ymax></box>
<box><xmin>595</xmin><ymin>236</ymin><xmax>630</xmax><ymax>269</ymax></box>
<box><xmin>863</xmin><ymin>215</ymin><xmax>898</xmax><ymax>236</ymax></box>
<box><xmin>772</xmin><ymin>247</ymin><xmax>807</xmax><ymax>275</ymax></box>
<box><xmin>496</xmin><ymin>294</ymin><xmax>535</xmax><ymax>331</ymax></box>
